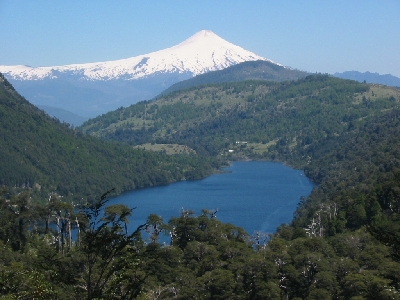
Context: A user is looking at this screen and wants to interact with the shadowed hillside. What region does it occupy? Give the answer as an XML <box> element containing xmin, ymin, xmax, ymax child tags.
<box><xmin>0</xmin><ymin>73</ymin><xmax>222</xmax><ymax>202</ymax></box>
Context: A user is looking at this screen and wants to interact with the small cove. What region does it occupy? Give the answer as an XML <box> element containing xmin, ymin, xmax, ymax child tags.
<box><xmin>108</xmin><ymin>161</ymin><xmax>314</xmax><ymax>235</ymax></box>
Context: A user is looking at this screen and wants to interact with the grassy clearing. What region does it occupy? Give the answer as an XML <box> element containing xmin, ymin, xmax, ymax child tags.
<box><xmin>228</xmin><ymin>141</ymin><xmax>277</xmax><ymax>155</ymax></box>
<box><xmin>354</xmin><ymin>84</ymin><xmax>400</xmax><ymax>103</ymax></box>
<box><xmin>133</xmin><ymin>143</ymin><xmax>196</xmax><ymax>155</ymax></box>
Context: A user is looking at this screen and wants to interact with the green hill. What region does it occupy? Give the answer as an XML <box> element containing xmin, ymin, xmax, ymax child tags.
<box><xmin>160</xmin><ymin>60</ymin><xmax>309</xmax><ymax>96</ymax></box>
<box><xmin>0</xmin><ymin>73</ymin><xmax>221</xmax><ymax>202</ymax></box>
<box><xmin>80</xmin><ymin>75</ymin><xmax>400</xmax><ymax>162</ymax></box>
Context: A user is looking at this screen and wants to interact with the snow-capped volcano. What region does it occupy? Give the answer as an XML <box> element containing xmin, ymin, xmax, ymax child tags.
<box><xmin>0</xmin><ymin>30</ymin><xmax>272</xmax><ymax>81</ymax></box>
<box><xmin>0</xmin><ymin>30</ymin><xmax>282</xmax><ymax>122</ymax></box>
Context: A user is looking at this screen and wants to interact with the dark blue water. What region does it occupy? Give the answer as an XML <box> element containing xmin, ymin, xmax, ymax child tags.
<box><xmin>108</xmin><ymin>161</ymin><xmax>314</xmax><ymax>235</ymax></box>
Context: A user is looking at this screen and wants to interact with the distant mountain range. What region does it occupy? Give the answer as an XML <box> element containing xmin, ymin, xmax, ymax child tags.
<box><xmin>36</xmin><ymin>105</ymin><xmax>86</xmax><ymax>127</ymax></box>
<box><xmin>0</xmin><ymin>30</ymin><xmax>273</xmax><ymax>122</ymax></box>
<box><xmin>334</xmin><ymin>71</ymin><xmax>400</xmax><ymax>87</ymax></box>
<box><xmin>2</xmin><ymin>30</ymin><xmax>398</xmax><ymax>126</ymax></box>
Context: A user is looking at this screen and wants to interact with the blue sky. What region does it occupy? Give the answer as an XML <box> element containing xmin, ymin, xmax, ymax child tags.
<box><xmin>1</xmin><ymin>1</ymin><xmax>399</xmax><ymax>76</ymax></box>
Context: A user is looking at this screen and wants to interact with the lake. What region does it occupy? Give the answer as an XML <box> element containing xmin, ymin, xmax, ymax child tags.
<box><xmin>108</xmin><ymin>161</ymin><xmax>314</xmax><ymax>235</ymax></box>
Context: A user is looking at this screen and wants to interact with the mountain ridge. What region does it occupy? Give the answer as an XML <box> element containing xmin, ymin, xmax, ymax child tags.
<box><xmin>159</xmin><ymin>60</ymin><xmax>309</xmax><ymax>96</ymax></box>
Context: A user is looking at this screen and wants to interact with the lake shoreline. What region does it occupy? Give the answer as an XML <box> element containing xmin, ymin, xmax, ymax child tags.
<box><xmin>109</xmin><ymin>161</ymin><xmax>314</xmax><ymax>235</ymax></box>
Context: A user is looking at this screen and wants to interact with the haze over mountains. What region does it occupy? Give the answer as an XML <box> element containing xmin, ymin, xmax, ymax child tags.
<box><xmin>334</xmin><ymin>71</ymin><xmax>400</xmax><ymax>87</ymax></box>
<box><xmin>0</xmin><ymin>30</ymin><xmax>273</xmax><ymax>123</ymax></box>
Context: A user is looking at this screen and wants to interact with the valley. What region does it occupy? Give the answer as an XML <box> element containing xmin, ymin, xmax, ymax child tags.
<box><xmin>1</xmin><ymin>32</ymin><xmax>400</xmax><ymax>299</ymax></box>
<box><xmin>1</xmin><ymin>0</ymin><xmax>400</xmax><ymax>297</ymax></box>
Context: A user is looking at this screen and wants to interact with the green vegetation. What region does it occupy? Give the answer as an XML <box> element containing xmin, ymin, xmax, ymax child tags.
<box><xmin>133</xmin><ymin>143</ymin><xmax>196</xmax><ymax>155</ymax></box>
<box><xmin>2</xmin><ymin>71</ymin><xmax>400</xmax><ymax>298</ymax></box>
<box><xmin>76</xmin><ymin>74</ymin><xmax>400</xmax><ymax>298</ymax></box>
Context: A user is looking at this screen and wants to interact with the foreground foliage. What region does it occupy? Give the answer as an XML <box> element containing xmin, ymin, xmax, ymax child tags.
<box><xmin>0</xmin><ymin>183</ymin><xmax>400</xmax><ymax>299</ymax></box>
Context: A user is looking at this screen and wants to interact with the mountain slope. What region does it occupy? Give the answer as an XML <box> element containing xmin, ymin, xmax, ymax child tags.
<box><xmin>0</xmin><ymin>30</ymin><xmax>274</xmax><ymax>119</ymax></box>
<box><xmin>334</xmin><ymin>71</ymin><xmax>400</xmax><ymax>87</ymax></box>
<box><xmin>0</xmin><ymin>73</ymin><xmax>220</xmax><ymax>202</ymax></box>
<box><xmin>160</xmin><ymin>60</ymin><xmax>308</xmax><ymax>96</ymax></box>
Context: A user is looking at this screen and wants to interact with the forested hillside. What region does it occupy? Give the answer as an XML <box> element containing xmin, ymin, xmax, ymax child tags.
<box><xmin>80</xmin><ymin>75</ymin><xmax>400</xmax><ymax>161</ymax></box>
<box><xmin>0</xmin><ymin>73</ymin><xmax>222</xmax><ymax>203</ymax></box>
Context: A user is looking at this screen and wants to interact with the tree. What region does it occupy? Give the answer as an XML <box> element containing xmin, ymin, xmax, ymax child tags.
<box><xmin>0</xmin><ymin>190</ymin><xmax>33</xmax><ymax>251</ymax></box>
<box><xmin>145</xmin><ymin>214</ymin><xmax>165</xmax><ymax>244</ymax></box>
<box><xmin>78</xmin><ymin>190</ymin><xmax>145</xmax><ymax>300</ymax></box>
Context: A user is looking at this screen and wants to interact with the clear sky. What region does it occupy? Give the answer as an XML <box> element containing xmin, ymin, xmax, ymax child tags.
<box><xmin>1</xmin><ymin>1</ymin><xmax>399</xmax><ymax>76</ymax></box>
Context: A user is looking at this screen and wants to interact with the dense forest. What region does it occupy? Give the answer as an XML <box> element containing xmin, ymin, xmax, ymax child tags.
<box><xmin>0</xmin><ymin>73</ymin><xmax>223</xmax><ymax>203</ymax></box>
<box><xmin>1</xmin><ymin>73</ymin><xmax>400</xmax><ymax>299</ymax></box>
